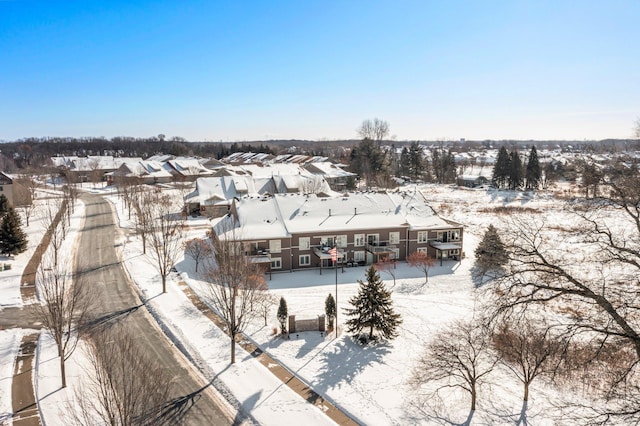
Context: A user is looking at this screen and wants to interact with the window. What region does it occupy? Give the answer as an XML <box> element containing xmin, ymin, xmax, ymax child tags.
<box><xmin>417</xmin><ymin>231</ymin><xmax>428</xmax><ymax>243</ymax></box>
<box><xmin>271</xmin><ymin>257</ymin><xmax>282</xmax><ymax>269</ymax></box>
<box><xmin>389</xmin><ymin>232</ymin><xmax>400</xmax><ymax>245</ymax></box>
<box><xmin>299</xmin><ymin>237</ymin><xmax>310</xmax><ymax>251</ymax></box>
<box><xmin>299</xmin><ymin>254</ymin><xmax>311</xmax><ymax>266</ymax></box>
<box><xmin>269</xmin><ymin>239</ymin><xmax>282</xmax><ymax>254</ymax></box>
<box><xmin>354</xmin><ymin>251</ymin><xmax>365</xmax><ymax>262</ymax></box>
<box><xmin>451</xmin><ymin>230</ymin><xmax>460</xmax><ymax>240</ymax></box>
<box><xmin>367</xmin><ymin>234</ymin><xmax>379</xmax><ymax>246</ymax></box>
<box><xmin>417</xmin><ymin>247</ymin><xmax>428</xmax><ymax>254</ymax></box>
<box><xmin>437</xmin><ymin>231</ymin><xmax>445</xmax><ymax>242</ymax></box>
<box><xmin>336</xmin><ymin>235</ymin><xmax>347</xmax><ymax>248</ymax></box>
<box><xmin>320</xmin><ymin>236</ymin><xmax>335</xmax><ymax>247</ymax></box>
<box><xmin>354</xmin><ymin>234</ymin><xmax>365</xmax><ymax>247</ymax></box>
<box><xmin>448</xmin><ymin>249</ymin><xmax>460</xmax><ymax>256</ymax></box>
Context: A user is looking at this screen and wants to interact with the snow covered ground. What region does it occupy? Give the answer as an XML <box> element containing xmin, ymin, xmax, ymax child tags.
<box><xmin>0</xmin><ymin>194</ymin><xmax>51</xmax><ymax>309</ymax></box>
<box><xmin>0</xmin><ymin>181</ymin><xmax>615</xmax><ymax>425</ymax></box>
<box><xmin>0</xmin><ymin>329</ymin><xmax>24</xmax><ymax>424</ymax></box>
<box><xmin>108</xmin><ymin>191</ymin><xmax>336</xmax><ymax>425</ymax></box>
<box><xmin>109</xmin><ymin>184</ymin><xmax>583</xmax><ymax>425</ymax></box>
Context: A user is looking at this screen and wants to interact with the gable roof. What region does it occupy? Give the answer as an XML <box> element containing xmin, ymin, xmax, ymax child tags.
<box><xmin>215</xmin><ymin>189</ymin><xmax>461</xmax><ymax>240</ymax></box>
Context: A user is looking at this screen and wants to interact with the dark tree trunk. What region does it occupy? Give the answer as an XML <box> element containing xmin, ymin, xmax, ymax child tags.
<box><xmin>60</xmin><ymin>355</ymin><xmax>67</xmax><ymax>388</ymax></box>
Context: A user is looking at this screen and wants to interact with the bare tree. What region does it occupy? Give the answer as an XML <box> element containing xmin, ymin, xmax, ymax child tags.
<box><xmin>203</xmin><ymin>226</ymin><xmax>266</xmax><ymax>363</ymax></box>
<box><xmin>70</xmin><ymin>323</ymin><xmax>174</xmax><ymax>426</ymax></box>
<box><xmin>411</xmin><ymin>318</ymin><xmax>499</xmax><ymax>420</ymax></box>
<box><xmin>256</xmin><ymin>289</ymin><xmax>277</xmax><ymax>327</ymax></box>
<box><xmin>358</xmin><ymin>118</ymin><xmax>390</xmax><ymax>146</ymax></box>
<box><xmin>492</xmin><ymin>317</ymin><xmax>566</xmax><ymax>403</ymax></box>
<box><xmin>37</xmin><ymin>259</ymin><xmax>93</xmax><ymax>388</ymax></box>
<box><xmin>146</xmin><ymin>192</ymin><xmax>184</xmax><ymax>294</ymax></box>
<box><xmin>13</xmin><ymin>173</ymin><xmax>37</xmax><ymax>226</ymax></box>
<box><xmin>375</xmin><ymin>255</ymin><xmax>397</xmax><ymax>288</ymax></box>
<box><xmin>495</xmin><ymin>163</ymin><xmax>640</xmax><ymax>420</ymax></box>
<box><xmin>88</xmin><ymin>159</ymin><xmax>103</xmax><ymax>188</ymax></box>
<box><xmin>407</xmin><ymin>251</ymin><xmax>437</xmax><ymax>283</ymax></box>
<box><xmin>132</xmin><ymin>189</ymin><xmax>153</xmax><ymax>254</ymax></box>
<box><xmin>40</xmin><ymin>198</ymin><xmax>65</xmax><ymax>267</ymax></box>
<box><xmin>183</xmin><ymin>236</ymin><xmax>212</xmax><ymax>274</ymax></box>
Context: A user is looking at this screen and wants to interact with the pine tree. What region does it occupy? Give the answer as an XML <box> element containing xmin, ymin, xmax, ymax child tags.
<box><xmin>0</xmin><ymin>194</ymin><xmax>9</xmax><ymax>216</ymax></box>
<box><xmin>0</xmin><ymin>207</ymin><xmax>28</xmax><ymax>256</ymax></box>
<box><xmin>277</xmin><ymin>297</ymin><xmax>288</xmax><ymax>335</ymax></box>
<box><xmin>525</xmin><ymin>146</ymin><xmax>541</xmax><ymax>190</ymax></box>
<box><xmin>509</xmin><ymin>150</ymin><xmax>523</xmax><ymax>190</ymax></box>
<box><xmin>492</xmin><ymin>146</ymin><xmax>511</xmax><ymax>189</ymax></box>
<box><xmin>325</xmin><ymin>293</ymin><xmax>336</xmax><ymax>330</ymax></box>
<box><xmin>408</xmin><ymin>142</ymin><xmax>425</xmax><ymax>180</ymax></box>
<box><xmin>474</xmin><ymin>224</ymin><xmax>507</xmax><ymax>275</ymax></box>
<box><xmin>344</xmin><ymin>266</ymin><xmax>402</xmax><ymax>341</ymax></box>
<box><xmin>432</xmin><ymin>147</ymin><xmax>456</xmax><ymax>184</ymax></box>
<box><xmin>399</xmin><ymin>146</ymin><xmax>411</xmax><ymax>178</ymax></box>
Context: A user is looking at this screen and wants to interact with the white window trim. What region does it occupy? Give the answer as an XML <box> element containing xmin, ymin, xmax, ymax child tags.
<box><xmin>354</xmin><ymin>234</ymin><xmax>365</xmax><ymax>247</ymax></box>
<box><xmin>299</xmin><ymin>237</ymin><xmax>310</xmax><ymax>251</ymax></box>
<box><xmin>354</xmin><ymin>250</ymin><xmax>365</xmax><ymax>262</ymax></box>
<box><xmin>269</xmin><ymin>239</ymin><xmax>282</xmax><ymax>254</ymax></box>
<box><xmin>417</xmin><ymin>247</ymin><xmax>428</xmax><ymax>254</ymax></box>
<box><xmin>271</xmin><ymin>257</ymin><xmax>282</xmax><ymax>269</ymax></box>
<box><xmin>299</xmin><ymin>254</ymin><xmax>311</xmax><ymax>266</ymax></box>
<box><xmin>417</xmin><ymin>231</ymin><xmax>428</xmax><ymax>243</ymax></box>
<box><xmin>389</xmin><ymin>231</ymin><xmax>400</xmax><ymax>245</ymax></box>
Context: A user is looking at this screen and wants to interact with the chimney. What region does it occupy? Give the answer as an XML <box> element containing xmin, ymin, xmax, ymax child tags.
<box><xmin>329</xmin><ymin>209</ymin><xmax>331</xmax><ymax>216</ymax></box>
<box><xmin>354</xmin><ymin>207</ymin><xmax>357</xmax><ymax>215</ymax></box>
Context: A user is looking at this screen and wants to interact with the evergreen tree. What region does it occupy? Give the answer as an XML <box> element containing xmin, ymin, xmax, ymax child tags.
<box><xmin>492</xmin><ymin>146</ymin><xmax>511</xmax><ymax>189</ymax></box>
<box><xmin>432</xmin><ymin>147</ymin><xmax>456</xmax><ymax>184</ymax></box>
<box><xmin>525</xmin><ymin>146</ymin><xmax>541</xmax><ymax>190</ymax></box>
<box><xmin>0</xmin><ymin>194</ymin><xmax>9</xmax><ymax>216</ymax></box>
<box><xmin>277</xmin><ymin>297</ymin><xmax>288</xmax><ymax>335</ymax></box>
<box><xmin>399</xmin><ymin>146</ymin><xmax>411</xmax><ymax>178</ymax></box>
<box><xmin>474</xmin><ymin>224</ymin><xmax>507</xmax><ymax>275</ymax></box>
<box><xmin>349</xmin><ymin>139</ymin><xmax>390</xmax><ymax>188</ymax></box>
<box><xmin>509</xmin><ymin>150</ymin><xmax>523</xmax><ymax>190</ymax></box>
<box><xmin>408</xmin><ymin>142</ymin><xmax>425</xmax><ymax>180</ymax></box>
<box><xmin>325</xmin><ymin>293</ymin><xmax>336</xmax><ymax>330</ymax></box>
<box><xmin>0</xmin><ymin>207</ymin><xmax>27</xmax><ymax>256</ymax></box>
<box><xmin>344</xmin><ymin>266</ymin><xmax>402</xmax><ymax>341</ymax></box>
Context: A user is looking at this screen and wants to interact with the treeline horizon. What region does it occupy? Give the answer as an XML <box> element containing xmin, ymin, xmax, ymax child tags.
<box><xmin>0</xmin><ymin>135</ymin><xmax>638</xmax><ymax>170</ymax></box>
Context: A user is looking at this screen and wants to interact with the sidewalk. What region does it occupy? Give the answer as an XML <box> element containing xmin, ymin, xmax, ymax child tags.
<box><xmin>9</xmin><ymin>198</ymin><xmax>68</xmax><ymax>424</ymax></box>
<box><xmin>177</xmin><ymin>281</ymin><xmax>359</xmax><ymax>426</ymax></box>
<box><xmin>10</xmin><ymin>333</ymin><xmax>41</xmax><ymax>426</ymax></box>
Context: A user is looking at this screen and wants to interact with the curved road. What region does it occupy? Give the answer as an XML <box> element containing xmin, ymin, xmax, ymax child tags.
<box><xmin>76</xmin><ymin>193</ymin><xmax>232</xmax><ymax>425</ymax></box>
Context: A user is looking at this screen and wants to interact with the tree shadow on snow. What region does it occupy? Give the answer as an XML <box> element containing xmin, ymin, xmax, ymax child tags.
<box><xmin>314</xmin><ymin>337</ymin><xmax>390</xmax><ymax>393</ymax></box>
<box><xmin>483</xmin><ymin>396</ymin><xmax>539</xmax><ymax>426</ymax></box>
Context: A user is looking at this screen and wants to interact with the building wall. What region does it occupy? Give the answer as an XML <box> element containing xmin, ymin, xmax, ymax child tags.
<box><xmin>0</xmin><ymin>182</ymin><xmax>14</xmax><ymax>207</ymax></box>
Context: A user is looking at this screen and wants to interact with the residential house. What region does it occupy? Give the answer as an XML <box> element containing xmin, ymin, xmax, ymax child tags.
<box><xmin>213</xmin><ymin>190</ymin><xmax>463</xmax><ymax>273</ymax></box>
<box><xmin>0</xmin><ymin>172</ymin><xmax>15</xmax><ymax>206</ymax></box>
<box><xmin>185</xmin><ymin>174</ymin><xmax>334</xmax><ymax>216</ymax></box>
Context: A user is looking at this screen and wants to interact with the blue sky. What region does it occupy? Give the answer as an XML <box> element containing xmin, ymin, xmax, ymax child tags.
<box><xmin>1</xmin><ymin>1</ymin><xmax>638</xmax><ymax>141</ymax></box>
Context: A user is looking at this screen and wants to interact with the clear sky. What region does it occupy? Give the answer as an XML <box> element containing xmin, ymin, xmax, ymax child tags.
<box><xmin>1</xmin><ymin>1</ymin><xmax>638</xmax><ymax>142</ymax></box>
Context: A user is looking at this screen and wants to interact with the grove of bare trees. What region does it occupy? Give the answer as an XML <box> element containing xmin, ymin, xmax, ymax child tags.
<box><xmin>492</xmin><ymin>162</ymin><xmax>640</xmax><ymax>422</ymax></box>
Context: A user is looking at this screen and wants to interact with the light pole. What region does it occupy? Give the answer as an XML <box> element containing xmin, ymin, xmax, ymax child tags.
<box><xmin>331</xmin><ymin>236</ymin><xmax>338</xmax><ymax>339</ymax></box>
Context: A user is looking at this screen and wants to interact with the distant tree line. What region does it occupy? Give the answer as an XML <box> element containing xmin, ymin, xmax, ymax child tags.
<box><xmin>0</xmin><ymin>136</ymin><xmax>277</xmax><ymax>169</ymax></box>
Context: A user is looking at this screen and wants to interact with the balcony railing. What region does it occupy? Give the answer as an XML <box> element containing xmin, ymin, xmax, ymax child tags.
<box><xmin>366</xmin><ymin>243</ymin><xmax>398</xmax><ymax>253</ymax></box>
